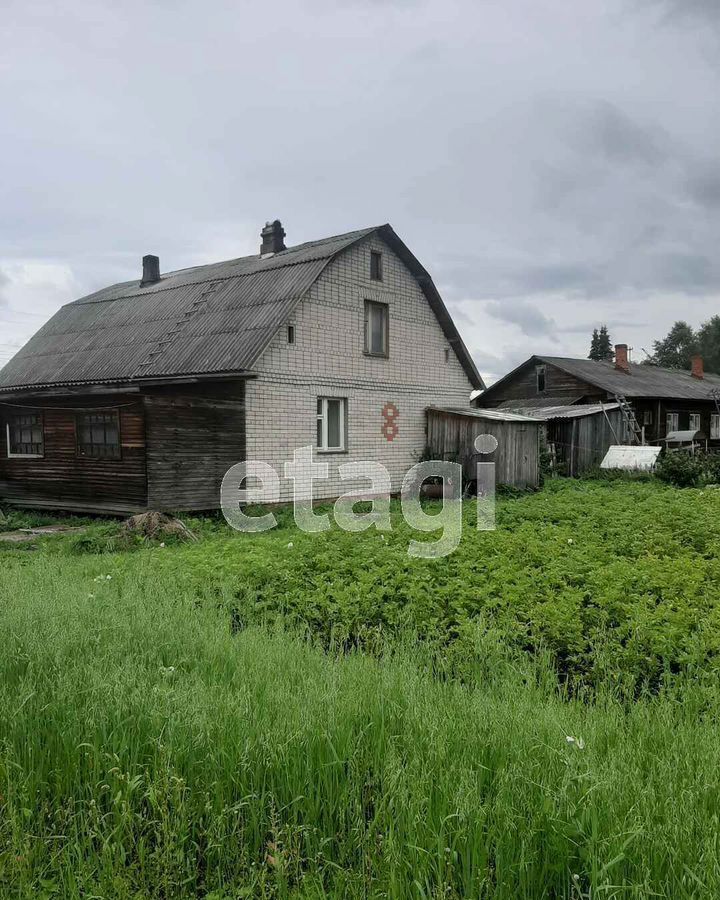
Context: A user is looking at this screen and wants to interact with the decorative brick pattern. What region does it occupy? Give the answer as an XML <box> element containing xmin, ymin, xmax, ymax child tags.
<box><xmin>245</xmin><ymin>235</ymin><xmax>474</xmax><ymax>501</ymax></box>
<box><xmin>381</xmin><ymin>402</ymin><xmax>399</xmax><ymax>442</ymax></box>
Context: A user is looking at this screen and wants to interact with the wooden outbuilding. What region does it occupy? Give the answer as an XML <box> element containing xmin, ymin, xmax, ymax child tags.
<box><xmin>426</xmin><ymin>406</ymin><xmax>542</xmax><ymax>489</ymax></box>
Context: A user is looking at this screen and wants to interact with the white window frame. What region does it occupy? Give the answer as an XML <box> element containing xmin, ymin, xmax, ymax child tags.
<box><xmin>6</xmin><ymin>414</ymin><xmax>45</xmax><ymax>459</ymax></box>
<box><xmin>316</xmin><ymin>397</ymin><xmax>347</xmax><ymax>453</ymax></box>
<box><xmin>689</xmin><ymin>412</ymin><xmax>701</xmax><ymax>432</ymax></box>
<box><xmin>666</xmin><ymin>412</ymin><xmax>679</xmax><ymax>433</ymax></box>
<box><xmin>711</xmin><ymin>414</ymin><xmax>720</xmax><ymax>439</ymax></box>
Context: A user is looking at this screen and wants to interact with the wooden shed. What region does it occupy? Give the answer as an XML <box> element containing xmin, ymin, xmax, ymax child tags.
<box><xmin>504</xmin><ymin>403</ymin><xmax>625</xmax><ymax>477</ymax></box>
<box><xmin>426</xmin><ymin>406</ymin><xmax>542</xmax><ymax>489</ymax></box>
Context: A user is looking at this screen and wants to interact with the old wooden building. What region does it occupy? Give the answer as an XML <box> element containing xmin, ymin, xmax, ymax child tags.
<box><xmin>0</xmin><ymin>222</ymin><xmax>481</xmax><ymax>513</ymax></box>
<box><xmin>426</xmin><ymin>407</ymin><xmax>542</xmax><ymax>489</ymax></box>
<box><xmin>474</xmin><ymin>345</ymin><xmax>720</xmax><ymax>448</ymax></box>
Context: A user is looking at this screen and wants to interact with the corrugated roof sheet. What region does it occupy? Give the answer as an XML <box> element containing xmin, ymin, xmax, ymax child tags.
<box><xmin>496</xmin><ymin>395</ymin><xmax>581</xmax><ymax>409</ymax></box>
<box><xmin>539</xmin><ymin>356</ymin><xmax>720</xmax><ymax>400</ymax></box>
<box><xmin>479</xmin><ymin>355</ymin><xmax>720</xmax><ymax>403</ymax></box>
<box><xmin>428</xmin><ymin>406</ymin><xmax>540</xmax><ymax>423</ymax></box>
<box><xmin>0</xmin><ymin>225</ymin><xmax>483</xmax><ymax>392</ymax></box>
<box><xmin>504</xmin><ymin>402</ymin><xmax>621</xmax><ymax>421</ymax></box>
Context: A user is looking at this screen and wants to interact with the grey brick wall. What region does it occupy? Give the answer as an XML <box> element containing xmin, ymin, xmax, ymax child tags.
<box><xmin>245</xmin><ymin>234</ymin><xmax>474</xmax><ymax>501</ymax></box>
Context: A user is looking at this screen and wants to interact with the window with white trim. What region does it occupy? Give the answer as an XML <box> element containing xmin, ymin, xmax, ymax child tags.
<box><xmin>316</xmin><ymin>397</ymin><xmax>346</xmax><ymax>452</ymax></box>
<box><xmin>689</xmin><ymin>413</ymin><xmax>701</xmax><ymax>432</ymax></box>
<box><xmin>711</xmin><ymin>414</ymin><xmax>720</xmax><ymax>439</ymax></box>
<box><xmin>666</xmin><ymin>412</ymin><xmax>679</xmax><ymax>433</ymax></box>
<box><xmin>6</xmin><ymin>411</ymin><xmax>44</xmax><ymax>457</ymax></box>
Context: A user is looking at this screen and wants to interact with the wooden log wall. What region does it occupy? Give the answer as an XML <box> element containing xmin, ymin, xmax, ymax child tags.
<box><xmin>476</xmin><ymin>361</ymin><xmax>602</xmax><ymax>407</ymax></box>
<box><xmin>144</xmin><ymin>381</ymin><xmax>246</xmax><ymax>511</ymax></box>
<box><xmin>0</xmin><ymin>395</ymin><xmax>147</xmax><ymax>513</ymax></box>
<box><xmin>426</xmin><ymin>409</ymin><xmax>541</xmax><ymax>489</ymax></box>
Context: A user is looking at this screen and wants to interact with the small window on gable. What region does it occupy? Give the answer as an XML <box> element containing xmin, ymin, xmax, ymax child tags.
<box><xmin>370</xmin><ymin>251</ymin><xmax>383</xmax><ymax>282</ymax></box>
<box><xmin>444</xmin><ymin>348</ymin><xmax>450</xmax><ymax>363</ymax></box>
<box><xmin>316</xmin><ymin>397</ymin><xmax>347</xmax><ymax>452</ymax></box>
<box><xmin>76</xmin><ymin>411</ymin><xmax>121</xmax><ymax>460</ymax></box>
<box><xmin>7</xmin><ymin>411</ymin><xmax>44</xmax><ymax>457</ymax></box>
<box><xmin>536</xmin><ymin>364</ymin><xmax>546</xmax><ymax>393</ymax></box>
<box><xmin>364</xmin><ymin>300</ymin><xmax>389</xmax><ymax>357</ymax></box>
<box><xmin>287</xmin><ymin>325</ymin><xmax>295</xmax><ymax>345</ymax></box>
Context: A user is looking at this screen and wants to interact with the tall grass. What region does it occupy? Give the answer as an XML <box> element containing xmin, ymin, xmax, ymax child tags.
<box><xmin>2</xmin><ymin>558</ymin><xmax>720</xmax><ymax>897</ymax></box>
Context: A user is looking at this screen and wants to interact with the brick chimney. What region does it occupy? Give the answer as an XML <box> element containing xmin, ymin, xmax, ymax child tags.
<box><xmin>614</xmin><ymin>343</ymin><xmax>630</xmax><ymax>373</ymax></box>
<box><xmin>260</xmin><ymin>220</ymin><xmax>286</xmax><ymax>255</ymax></box>
<box><xmin>141</xmin><ymin>254</ymin><xmax>160</xmax><ymax>286</ymax></box>
<box><xmin>691</xmin><ymin>354</ymin><xmax>704</xmax><ymax>379</ymax></box>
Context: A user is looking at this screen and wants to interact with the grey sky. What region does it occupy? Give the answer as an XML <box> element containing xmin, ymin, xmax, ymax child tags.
<box><xmin>1</xmin><ymin>0</ymin><xmax>719</xmax><ymax>383</ymax></box>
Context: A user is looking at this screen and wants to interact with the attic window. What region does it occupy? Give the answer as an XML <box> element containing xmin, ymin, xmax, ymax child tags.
<box><xmin>445</xmin><ymin>348</ymin><xmax>450</xmax><ymax>363</ymax></box>
<box><xmin>536</xmin><ymin>364</ymin><xmax>546</xmax><ymax>393</ymax></box>
<box><xmin>7</xmin><ymin>412</ymin><xmax>44</xmax><ymax>457</ymax></box>
<box><xmin>76</xmin><ymin>411</ymin><xmax>121</xmax><ymax>460</ymax></box>
<box><xmin>287</xmin><ymin>325</ymin><xmax>295</xmax><ymax>345</ymax></box>
<box><xmin>370</xmin><ymin>251</ymin><xmax>383</xmax><ymax>282</ymax></box>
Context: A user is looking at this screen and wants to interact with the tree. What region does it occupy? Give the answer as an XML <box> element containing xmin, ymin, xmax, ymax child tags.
<box><xmin>649</xmin><ymin>321</ymin><xmax>698</xmax><ymax>370</ymax></box>
<box><xmin>588</xmin><ymin>325</ymin><xmax>614</xmax><ymax>361</ymax></box>
<box><xmin>597</xmin><ymin>325</ymin><xmax>614</xmax><ymax>361</ymax></box>
<box><xmin>588</xmin><ymin>328</ymin><xmax>600</xmax><ymax>360</ymax></box>
<box><xmin>697</xmin><ymin>315</ymin><xmax>720</xmax><ymax>375</ymax></box>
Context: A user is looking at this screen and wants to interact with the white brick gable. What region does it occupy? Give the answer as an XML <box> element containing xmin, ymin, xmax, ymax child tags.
<box><xmin>245</xmin><ymin>234</ymin><xmax>474</xmax><ymax>501</ymax></box>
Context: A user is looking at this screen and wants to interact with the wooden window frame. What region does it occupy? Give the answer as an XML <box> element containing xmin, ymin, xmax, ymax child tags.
<box><xmin>689</xmin><ymin>412</ymin><xmax>701</xmax><ymax>432</ymax></box>
<box><xmin>370</xmin><ymin>250</ymin><xmax>383</xmax><ymax>282</ymax></box>
<box><xmin>76</xmin><ymin>410</ymin><xmax>122</xmax><ymax>460</ymax></box>
<box><xmin>316</xmin><ymin>397</ymin><xmax>347</xmax><ymax>453</ymax></box>
<box><xmin>711</xmin><ymin>414</ymin><xmax>720</xmax><ymax>439</ymax></box>
<box><xmin>666</xmin><ymin>412</ymin><xmax>679</xmax><ymax>433</ymax></box>
<box><xmin>364</xmin><ymin>300</ymin><xmax>389</xmax><ymax>358</ymax></box>
<box><xmin>536</xmin><ymin>364</ymin><xmax>546</xmax><ymax>393</ymax></box>
<box><xmin>6</xmin><ymin>411</ymin><xmax>45</xmax><ymax>458</ymax></box>
<box><xmin>287</xmin><ymin>324</ymin><xmax>295</xmax><ymax>345</ymax></box>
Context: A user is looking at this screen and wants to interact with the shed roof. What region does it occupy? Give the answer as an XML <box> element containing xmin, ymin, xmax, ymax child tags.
<box><xmin>504</xmin><ymin>402</ymin><xmax>621</xmax><ymax>421</ymax></box>
<box><xmin>427</xmin><ymin>406</ymin><xmax>540</xmax><ymax>423</ymax></box>
<box><xmin>480</xmin><ymin>354</ymin><xmax>720</xmax><ymax>402</ymax></box>
<box><xmin>0</xmin><ymin>224</ymin><xmax>483</xmax><ymax>392</ymax></box>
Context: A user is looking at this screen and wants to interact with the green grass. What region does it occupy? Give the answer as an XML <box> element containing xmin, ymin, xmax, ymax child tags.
<box><xmin>2</xmin><ymin>480</ymin><xmax>720</xmax><ymax>897</ymax></box>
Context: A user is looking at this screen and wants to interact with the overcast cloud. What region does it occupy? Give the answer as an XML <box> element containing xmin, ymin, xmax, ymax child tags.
<box><xmin>1</xmin><ymin>0</ymin><xmax>719</xmax><ymax>382</ymax></box>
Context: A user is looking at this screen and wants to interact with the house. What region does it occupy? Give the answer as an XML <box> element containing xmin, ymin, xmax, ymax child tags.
<box><xmin>474</xmin><ymin>344</ymin><xmax>720</xmax><ymax>450</ymax></box>
<box><xmin>0</xmin><ymin>221</ymin><xmax>482</xmax><ymax>513</ymax></box>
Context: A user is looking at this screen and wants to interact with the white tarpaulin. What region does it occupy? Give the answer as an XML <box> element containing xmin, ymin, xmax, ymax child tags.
<box><xmin>600</xmin><ymin>445</ymin><xmax>661</xmax><ymax>472</ymax></box>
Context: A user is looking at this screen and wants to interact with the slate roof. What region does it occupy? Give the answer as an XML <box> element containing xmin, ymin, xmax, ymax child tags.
<box><xmin>0</xmin><ymin>224</ymin><xmax>483</xmax><ymax>392</ymax></box>
<box><xmin>505</xmin><ymin>402</ymin><xmax>621</xmax><ymax>420</ymax></box>
<box><xmin>428</xmin><ymin>406</ymin><xmax>540</xmax><ymax>423</ymax></box>
<box><xmin>480</xmin><ymin>355</ymin><xmax>720</xmax><ymax>403</ymax></box>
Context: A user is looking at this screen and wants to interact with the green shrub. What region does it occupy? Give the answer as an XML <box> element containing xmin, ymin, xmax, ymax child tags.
<box><xmin>654</xmin><ymin>450</ymin><xmax>703</xmax><ymax>487</ymax></box>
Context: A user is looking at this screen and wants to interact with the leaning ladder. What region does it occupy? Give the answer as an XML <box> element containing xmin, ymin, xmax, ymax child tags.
<box><xmin>614</xmin><ymin>395</ymin><xmax>642</xmax><ymax>445</ymax></box>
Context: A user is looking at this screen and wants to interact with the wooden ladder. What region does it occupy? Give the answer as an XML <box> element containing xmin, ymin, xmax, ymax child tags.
<box><xmin>614</xmin><ymin>394</ymin><xmax>642</xmax><ymax>445</ymax></box>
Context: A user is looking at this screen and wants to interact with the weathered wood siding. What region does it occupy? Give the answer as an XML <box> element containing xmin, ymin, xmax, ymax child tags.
<box><xmin>546</xmin><ymin>409</ymin><xmax>625</xmax><ymax>476</ymax></box>
<box><xmin>476</xmin><ymin>361</ymin><xmax>602</xmax><ymax>407</ymax></box>
<box><xmin>144</xmin><ymin>382</ymin><xmax>246</xmax><ymax>511</ymax></box>
<box><xmin>0</xmin><ymin>395</ymin><xmax>147</xmax><ymax>513</ymax></box>
<box><xmin>426</xmin><ymin>409</ymin><xmax>541</xmax><ymax>489</ymax></box>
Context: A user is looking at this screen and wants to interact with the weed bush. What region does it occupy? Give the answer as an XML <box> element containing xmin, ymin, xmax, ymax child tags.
<box><xmin>2</xmin><ymin>563</ymin><xmax>720</xmax><ymax>897</ymax></box>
